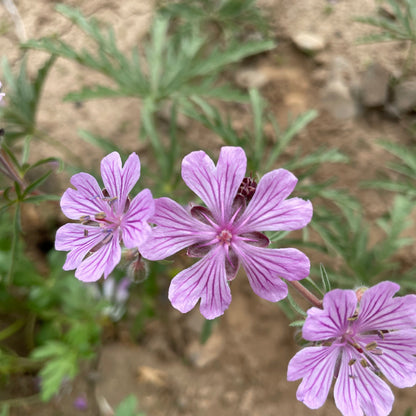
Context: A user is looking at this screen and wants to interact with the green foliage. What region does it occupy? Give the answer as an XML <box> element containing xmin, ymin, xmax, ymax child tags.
<box><xmin>355</xmin><ymin>0</ymin><xmax>416</xmax><ymax>71</ymax></box>
<box><xmin>312</xmin><ymin>195</ymin><xmax>414</xmax><ymax>288</ymax></box>
<box><xmin>355</xmin><ymin>0</ymin><xmax>416</xmax><ymax>43</ymax></box>
<box><xmin>0</xmin><ymin>134</ymin><xmax>61</xmax><ymax>284</ymax></box>
<box><xmin>184</xmin><ymin>89</ymin><xmax>350</xmax><ymax>208</ymax></box>
<box><xmin>159</xmin><ymin>0</ymin><xmax>269</xmax><ymax>41</ymax></box>
<box><xmin>31</xmin><ymin>342</ymin><xmax>78</xmax><ymax>401</ymax></box>
<box><xmin>0</xmin><ymin>213</ymin><xmax>104</xmax><ymax>402</ymax></box>
<box><xmin>23</xmin><ymin>4</ymin><xmax>274</xmax><ymax>184</ymax></box>
<box><xmin>115</xmin><ymin>395</ymin><xmax>146</xmax><ymax>416</ymax></box>
<box><xmin>200</xmin><ymin>318</ymin><xmax>218</xmax><ymax>344</ymax></box>
<box><xmin>23</xmin><ymin>5</ymin><xmax>273</xmax><ymax>104</ymax></box>
<box><xmin>364</xmin><ymin>140</ymin><xmax>416</xmax><ymax>198</ymax></box>
<box><xmin>0</xmin><ymin>55</ymin><xmax>56</xmax><ymax>143</ymax></box>
<box><xmin>183</xmin><ymin>89</ymin><xmax>320</xmax><ymax>173</ymax></box>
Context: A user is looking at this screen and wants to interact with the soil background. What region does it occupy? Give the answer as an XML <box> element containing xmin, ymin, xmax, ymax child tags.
<box><xmin>1</xmin><ymin>0</ymin><xmax>416</xmax><ymax>415</ymax></box>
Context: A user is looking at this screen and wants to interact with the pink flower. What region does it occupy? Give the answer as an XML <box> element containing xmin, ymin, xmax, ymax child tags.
<box><xmin>141</xmin><ymin>146</ymin><xmax>312</xmax><ymax>319</ymax></box>
<box><xmin>55</xmin><ymin>152</ymin><xmax>154</xmax><ymax>282</ymax></box>
<box><xmin>287</xmin><ymin>281</ymin><xmax>416</xmax><ymax>416</ymax></box>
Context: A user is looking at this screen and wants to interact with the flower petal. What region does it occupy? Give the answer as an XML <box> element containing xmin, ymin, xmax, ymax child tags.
<box><xmin>74</xmin><ymin>235</ymin><xmax>121</xmax><ymax>282</ymax></box>
<box><xmin>55</xmin><ymin>223</ymin><xmax>104</xmax><ymax>270</ymax></box>
<box><xmin>140</xmin><ymin>197</ymin><xmax>214</xmax><ymax>261</ymax></box>
<box><xmin>181</xmin><ymin>147</ymin><xmax>246</xmax><ymax>222</ymax></box>
<box><xmin>225</xmin><ymin>247</ymin><xmax>239</xmax><ymax>280</ymax></box>
<box><xmin>334</xmin><ymin>347</ymin><xmax>394</xmax><ymax>416</ymax></box>
<box><xmin>168</xmin><ymin>247</ymin><xmax>231</xmax><ymax>320</ymax></box>
<box><xmin>239</xmin><ymin>231</ymin><xmax>269</xmax><ymax>247</ymax></box>
<box><xmin>303</xmin><ymin>289</ymin><xmax>357</xmax><ymax>341</ymax></box>
<box><xmin>121</xmin><ymin>188</ymin><xmax>154</xmax><ymax>249</ymax></box>
<box><xmin>236</xmin><ymin>169</ymin><xmax>313</xmax><ymax>232</ymax></box>
<box><xmin>101</xmin><ymin>152</ymin><xmax>141</xmax><ymax>215</ymax></box>
<box><xmin>361</xmin><ymin>330</ymin><xmax>416</xmax><ymax>388</ymax></box>
<box><xmin>235</xmin><ymin>244</ymin><xmax>310</xmax><ymax>302</ymax></box>
<box><xmin>60</xmin><ymin>173</ymin><xmax>105</xmax><ymax>220</ymax></box>
<box><xmin>356</xmin><ymin>281</ymin><xmax>416</xmax><ymax>332</ymax></box>
<box><xmin>287</xmin><ymin>345</ymin><xmax>339</xmax><ymax>409</ymax></box>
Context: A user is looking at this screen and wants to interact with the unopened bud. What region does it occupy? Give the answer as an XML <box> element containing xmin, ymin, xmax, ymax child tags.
<box><xmin>355</xmin><ymin>286</ymin><xmax>368</xmax><ymax>303</ymax></box>
<box><xmin>127</xmin><ymin>253</ymin><xmax>149</xmax><ymax>283</ymax></box>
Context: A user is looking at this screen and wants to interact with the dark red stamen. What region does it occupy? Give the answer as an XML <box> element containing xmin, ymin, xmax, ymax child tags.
<box><xmin>236</xmin><ymin>176</ymin><xmax>257</xmax><ymax>202</ymax></box>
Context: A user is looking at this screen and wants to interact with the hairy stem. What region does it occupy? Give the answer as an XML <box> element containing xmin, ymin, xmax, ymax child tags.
<box><xmin>289</xmin><ymin>280</ymin><xmax>323</xmax><ymax>309</ymax></box>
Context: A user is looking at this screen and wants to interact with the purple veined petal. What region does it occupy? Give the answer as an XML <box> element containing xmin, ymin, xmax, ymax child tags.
<box><xmin>235</xmin><ymin>244</ymin><xmax>310</xmax><ymax>302</ymax></box>
<box><xmin>168</xmin><ymin>247</ymin><xmax>231</xmax><ymax>320</ymax></box>
<box><xmin>334</xmin><ymin>347</ymin><xmax>394</xmax><ymax>416</ymax></box>
<box><xmin>239</xmin><ymin>231</ymin><xmax>269</xmax><ymax>247</ymax></box>
<box><xmin>287</xmin><ymin>345</ymin><xmax>340</xmax><ymax>409</ymax></box>
<box><xmin>190</xmin><ymin>205</ymin><xmax>215</xmax><ymax>226</ymax></box>
<box><xmin>214</xmin><ymin>147</ymin><xmax>247</xmax><ymax>222</ymax></box>
<box><xmin>100</xmin><ymin>152</ymin><xmax>141</xmax><ymax>215</ymax></box>
<box><xmin>303</xmin><ymin>289</ymin><xmax>357</xmax><ymax>342</ymax></box>
<box><xmin>236</xmin><ymin>169</ymin><xmax>312</xmax><ymax>232</ymax></box>
<box><xmin>121</xmin><ymin>188</ymin><xmax>154</xmax><ymax>249</ymax></box>
<box><xmin>181</xmin><ymin>147</ymin><xmax>246</xmax><ymax>223</ymax></box>
<box><xmin>140</xmin><ymin>197</ymin><xmax>214</xmax><ymax>261</ymax></box>
<box><xmin>181</xmin><ymin>150</ymin><xmax>216</xmax><ymax>210</ymax></box>
<box><xmin>225</xmin><ymin>247</ymin><xmax>239</xmax><ymax>281</ymax></box>
<box><xmin>75</xmin><ymin>235</ymin><xmax>121</xmax><ymax>282</ymax></box>
<box><xmin>356</xmin><ymin>281</ymin><xmax>416</xmax><ymax>332</ymax></box>
<box><xmin>55</xmin><ymin>223</ymin><xmax>104</xmax><ymax>270</ymax></box>
<box><xmin>360</xmin><ymin>330</ymin><xmax>416</xmax><ymax>388</ymax></box>
<box><xmin>60</xmin><ymin>173</ymin><xmax>106</xmax><ymax>220</ymax></box>
<box><xmin>187</xmin><ymin>243</ymin><xmax>212</xmax><ymax>258</ymax></box>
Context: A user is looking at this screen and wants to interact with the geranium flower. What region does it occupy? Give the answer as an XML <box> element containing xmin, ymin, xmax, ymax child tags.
<box><xmin>55</xmin><ymin>152</ymin><xmax>154</xmax><ymax>282</ymax></box>
<box><xmin>287</xmin><ymin>281</ymin><xmax>416</xmax><ymax>416</ymax></box>
<box><xmin>140</xmin><ymin>146</ymin><xmax>312</xmax><ymax>319</ymax></box>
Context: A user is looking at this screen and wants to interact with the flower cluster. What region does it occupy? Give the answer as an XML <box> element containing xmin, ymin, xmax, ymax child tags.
<box><xmin>55</xmin><ymin>147</ymin><xmax>416</xmax><ymax>415</ymax></box>
<box><xmin>57</xmin><ymin>147</ymin><xmax>312</xmax><ymax>316</ymax></box>
<box><xmin>288</xmin><ymin>281</ymin><xmax>416</xmax><ymax>416</ymax></box>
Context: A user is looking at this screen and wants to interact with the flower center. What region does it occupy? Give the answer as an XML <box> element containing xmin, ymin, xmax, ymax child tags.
<box><xmin>217</xmin><ymin>229</ymin><xmax>233</xmax><ymax>246</ymax></box>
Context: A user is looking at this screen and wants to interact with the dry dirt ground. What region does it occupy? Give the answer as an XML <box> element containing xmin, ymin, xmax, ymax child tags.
<box><xmin>1</xmin><ymin>0</ymin><xmax>416</xmax><ymax>415</ymax></box>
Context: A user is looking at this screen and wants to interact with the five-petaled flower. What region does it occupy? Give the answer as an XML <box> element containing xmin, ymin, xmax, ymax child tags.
<box><xmin>287</xmin><ymin>281</ymin><xmax>416</xmax><ymax>416</ymax></box>
<box><xmin>140</xmin><ymin>146</ymin><xmax>313</xmax><ymax>319</ymax></box>
<box><xmin>55</xmin><ymin>152</ymin><xmax>154</xmax><ymax>282</ymax></box>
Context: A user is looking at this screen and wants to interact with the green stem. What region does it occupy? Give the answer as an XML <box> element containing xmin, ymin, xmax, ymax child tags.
<box><xmin>141</xmin><ymin>102</ymin><xmax>169</xmax><ymax>181</ymax></box>
<box><xmin>0</xmin><ymin>319</ymin><xmax>25</xmax><ymax>341</ymax></box>
<box><xmin>0</xmin><ymin>394</ymin><xmax>40</xmax><ymax>407</ymax></box>
<box><xmin>25</xmin><ymin>313</ymin><xmax>36</xmax><ymax>351</ymax></box>
<box><xmin>7</xmin><ymin>202</ymin><xmax>21</xmax><ymax>285</ymax></box>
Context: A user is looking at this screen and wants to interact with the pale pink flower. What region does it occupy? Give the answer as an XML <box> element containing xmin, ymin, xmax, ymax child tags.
<box><xmin>55</xmin><ymin>152</ymin><xmax>154</xmax><ymax>282</ymax></box>
<box><xmin>288</xmin><ymin>281</ymin><xmax>416</xmax><ymax>416</ymax></box>
<box><xmin>141</xmin><ymin>146</ymin><xmax>312</xmax><ymax>319</ymax></box>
